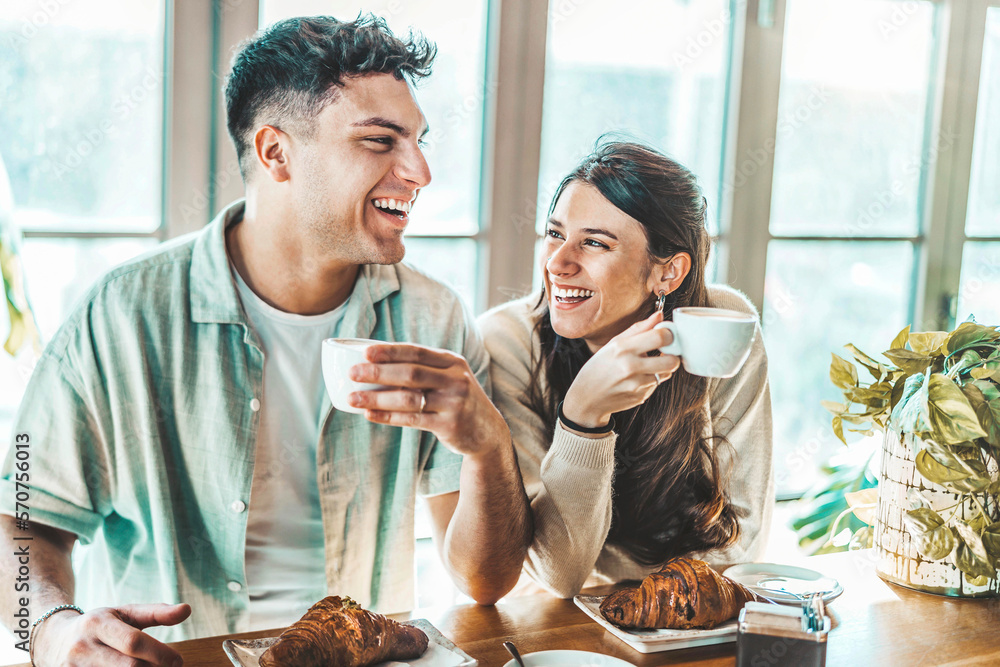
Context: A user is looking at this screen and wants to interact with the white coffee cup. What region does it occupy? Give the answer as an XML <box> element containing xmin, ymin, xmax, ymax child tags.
<box><xmin>654</xmin><ymin>307</ymin><xmax>757</xmax><ymax>378</ymax></box>
<box><xmin>321</xmin><ymin>338</ymin><xmax>391</xmax><ymax>413</ymax></box>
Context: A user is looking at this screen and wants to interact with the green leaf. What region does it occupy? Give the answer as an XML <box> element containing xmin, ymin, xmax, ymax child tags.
<box><xmin>970</xmin><ymin>367</ymin><xmax>1000</xmax><ymax>383</ymax></box>
<box><xmin>844</xmin><ymin>343</ymin><xmax>889</xmax><ymax>380</ymax></box>
<box><xmin>927</xmin><ymin>374</ymin><xmax>989</xmax><ymax>443</ymax></box>
<box><xmin>891</xmin><ymin>373</ymin><xmax>931</xmax><ymax>434</ymax></box>
<box><xmin>963</xmin><ymin>381</ymin><xmax>1000</xmax><ymax>448</ymax></box>
<box><xmin>915</xmin><ymin>439</ymin><xmax>991</xmax><ymax>493</ymax></box>
<box><xmin>849</xmin><ymin>525</ymin><xmax>874</xmax><ymax>550</ymax></box>
<box><xmin>914</xmin><ymin>449</ymin><xmax>970</xmax><ymax>483</ymax></box>
<box><xmin>947</xmin><ymin>349</ymin><xmax>984</xmax><ymax>379</ymax></box>
<box><xmin>821</xmin><ymin>400</ymin><xmax>847</xmax><ymax>414</ymax></box>
<box><xmin>947</xmin><ymin>459</ymin><xmax>991</xmax><ymax>493</ymax></box>
<box><xmin>908</xmin><ymin>331</ymin><xmax>948</xmax><ymax>357</ymax></box>
<box><xmin>945</xmin><ymin>321</ymin><xmax>1000</xmax><ymax>355</ymax></box>
<box><xmin>838</xmin><ymin>413</ymin><xmax>874</xmax><ymax>426</ymax></box>
<box><xmin>890</xmin><ymin>325</ymin><xmax>911</xmax><ymax>351</ymax></box>
<box><xmin>830</xmin><ymin>354</ymin><xmax>858</xmax><ymax>390</ymax></box>
<box><xmin>982</xmin><ymin>523</ymin><xmax>1000</xmax><ymax>567</ymax></box>
<box><xmin>883</xmin><ymin>349</ymin><xmax>936</xmax><ymax>374</ymax></box>
<box><xmin>907</xmin><ymin>487</ymin><xmax>931</xmax><ymax>510</ymax></box>
<box><xmin>953</xmin><ymin>521</ymin><xmax>997</xmax><ymax>580</ymax></box>
<box><xmin>845</xmin><ymin>488</ymin><xmax>879</xmax><ymax>526</ymax></box>
<box><xmin>890</xmin><ymin>375</ymin><xmax>910</xmax><ymax>411</ymax></box>
<box><xmin>903</xmin><ymin>508</ymin><xmax>957</xmax><ymax>560</ymax></box>
<box><xmin>832</xmin><ymin>415</ymin><xmax>846</xmax><ymax>445</ymax></box>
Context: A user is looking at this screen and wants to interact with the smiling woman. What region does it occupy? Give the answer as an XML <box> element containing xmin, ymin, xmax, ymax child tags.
<box><xmin>480</xmin><ymin>141</ymin><xmax>774</xmax><ymax>598</ymax></box>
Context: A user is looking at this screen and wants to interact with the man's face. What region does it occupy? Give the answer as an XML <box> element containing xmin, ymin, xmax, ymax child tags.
<box><xmin>288</xmin><ymin>73</ymin><xmax>431</xmax><ymax>265</ymax></box>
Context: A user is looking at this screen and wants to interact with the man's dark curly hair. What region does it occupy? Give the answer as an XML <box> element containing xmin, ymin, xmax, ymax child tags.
<box><xmin>224</xmin><ymin>14</ymin><xmax>436</xmax><ymax>181</ymax></box>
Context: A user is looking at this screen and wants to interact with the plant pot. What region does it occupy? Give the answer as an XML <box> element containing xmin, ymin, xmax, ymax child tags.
<box><xmin>873</xmin><ymin>429</ymin><xmax>999</xmax><ymax>597</ymax></box>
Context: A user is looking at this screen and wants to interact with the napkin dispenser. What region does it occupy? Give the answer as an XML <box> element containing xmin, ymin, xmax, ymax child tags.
<box><xmin>735</xmin><ymin>600</ymin><xmax>830</xmax><ymax>667</ymax></box>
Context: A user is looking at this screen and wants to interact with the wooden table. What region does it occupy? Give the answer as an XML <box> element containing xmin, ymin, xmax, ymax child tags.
<box><xmin>17</xmin><ymin>551</ymin><xmax>1000</xmax><ymax>666</ymax></box>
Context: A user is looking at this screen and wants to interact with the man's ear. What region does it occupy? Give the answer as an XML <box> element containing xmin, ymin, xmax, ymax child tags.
<box><xmin>253</xmin><ymin>125</ymin><xmax>291</xmax><ymax>183</ymax></box>
<box><xmin>650</xmin><ymin>252</ymin><xmax>692</xmax><ymax>295</ymax></box>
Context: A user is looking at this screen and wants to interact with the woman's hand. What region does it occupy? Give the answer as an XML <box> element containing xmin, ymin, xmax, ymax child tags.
<box><xmin>347</xmin><ymin>344</ymin><xmax>509</xmax><ymax>457</ymax></box>
<box><xmin>562</xmin><ymin>311</ymin><xmax>680</xmax><ymax>429</ymax></box>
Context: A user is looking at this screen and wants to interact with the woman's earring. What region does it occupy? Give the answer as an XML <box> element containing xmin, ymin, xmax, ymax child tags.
<box><xmin>656</xmin><ymin>290</ymin><xmax>668</xmax><ymax>316</ymax></box>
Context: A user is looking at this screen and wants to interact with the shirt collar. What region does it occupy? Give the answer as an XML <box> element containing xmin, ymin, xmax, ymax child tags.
<box><xmin>189</xmin><ymin>199</ymin><xmax>401</xmax><ymax>329</ymax></box>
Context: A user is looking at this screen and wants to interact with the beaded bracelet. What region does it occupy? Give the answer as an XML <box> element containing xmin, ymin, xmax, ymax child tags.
<box><xmin>29</xmin><ymin>604</ymin><xmax>83</xmax><ymax>666</ymax></box>
<box><xmin>557</xmin><ymin>400</ymin><xmax>615</xmax><ymax>435</ymax></box>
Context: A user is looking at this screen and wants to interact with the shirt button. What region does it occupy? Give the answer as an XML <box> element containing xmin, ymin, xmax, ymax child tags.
<box><xmin>230</xmin><ymin>500</ymin><xmax>246</xmax><ymax>513</ymax></box>
<box><xmin>250</xmin><ymin>398</ymin><xmax>260</xmax><ymax>412</ymax></box>
<box><xmin>227</xmin><ymin>581</ymin><xmax>242</xmax><ymax>593</ymax></box>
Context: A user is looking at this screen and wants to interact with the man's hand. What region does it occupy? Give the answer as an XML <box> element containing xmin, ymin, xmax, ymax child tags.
<box><xmin>347</xmin><ymin>343</ymin><xmax>509</xmax><ymax>456</ymax></box>
<box><xmin>34</xmin><ymin>602</ymin><xmax>191</xmax><ymax>667</ymax></box>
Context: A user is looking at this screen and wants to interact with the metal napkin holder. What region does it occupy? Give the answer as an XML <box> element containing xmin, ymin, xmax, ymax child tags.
<box><xmin>735</xmin><ymin>593</ymin><xmax>830</xmax><ymax>667</ymax></box>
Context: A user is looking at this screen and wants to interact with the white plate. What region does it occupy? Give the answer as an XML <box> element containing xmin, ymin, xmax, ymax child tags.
<box><xmin>723</xmin><ymin>562</ymin><xmax>844</xmax><ymax>605</ymax></box>
<box><xmin>573</xmin><ymin>595</ymin><xmax>738</xmax><ymax>654</ymax></box>
<box><xmin>222</xmin><ymin>618</ymin><xmax>477</xmax><ymax>666</ymax></box>
<box><xmin>501</xmin><ymin>650</ymin><xmax>635</xmax><ymax>666</ymax></box>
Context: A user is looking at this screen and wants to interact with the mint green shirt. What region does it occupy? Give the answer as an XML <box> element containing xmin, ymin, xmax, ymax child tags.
<box><xmin>0</xmin><ymin>201</ymin><xmax>481</xmax><ymax>640</ymax></box>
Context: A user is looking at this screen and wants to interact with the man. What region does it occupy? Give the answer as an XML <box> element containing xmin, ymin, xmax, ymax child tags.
<box><xmin>0</xmin><ymin>15</ymin><xmax>530</xmax><ymax>666</ymax></box>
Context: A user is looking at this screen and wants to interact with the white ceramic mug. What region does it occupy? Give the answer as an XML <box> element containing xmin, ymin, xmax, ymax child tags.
<box><xmin>654</xmin><ymin>307</ymin><xmax>757</xmax><ymax>378</ymax></box>
<box><xmin>321</xmin><ymin>338</ymin><xmax>391</xmax><ymax>413</ymax></box>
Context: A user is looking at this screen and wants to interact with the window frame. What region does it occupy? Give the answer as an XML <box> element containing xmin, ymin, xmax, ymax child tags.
<box><xmin>17</xmin><ymin>0</ymin><xmax>997</xmax><ymax>316</ymax></box>
<box><xmin>720</xmin><ymin>0</ymin><xmax>994</xmax><ymax>334</ymax></box>
<box><xmin>11</xmin><ymin>0</ymin><xmax>998</xmax><ymax>479</ymax></box>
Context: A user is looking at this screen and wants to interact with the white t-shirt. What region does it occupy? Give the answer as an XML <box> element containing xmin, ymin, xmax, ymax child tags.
<box><xmin>232</xmin><ymin>265</ymin><xmax>347</xmax><ymax>630</ymax></box>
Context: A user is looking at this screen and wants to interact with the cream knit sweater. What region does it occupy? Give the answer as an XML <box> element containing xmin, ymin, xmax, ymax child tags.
<box><xmin>479</xmin><ymin>284</ymin><xmax>775</xmax><ymax>598</ymax></box>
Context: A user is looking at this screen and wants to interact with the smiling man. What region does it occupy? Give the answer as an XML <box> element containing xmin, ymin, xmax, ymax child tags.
<box><xmin>0</xmin><ymin>15</ymin><xmax>530</xmax><ymax>667</ymax></box>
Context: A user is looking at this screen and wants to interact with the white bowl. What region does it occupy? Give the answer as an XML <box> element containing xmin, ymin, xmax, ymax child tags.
<box><xmin>501</xmin><ymin>650</ymin><xmax>635</xmax><ymax>667</ymax></box>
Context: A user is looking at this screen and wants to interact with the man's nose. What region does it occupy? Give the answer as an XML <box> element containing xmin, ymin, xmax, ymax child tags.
<box><xmin>395</xmin><ymin>142</ymin><xmax>432</xmax><ymax>189</ymax></box>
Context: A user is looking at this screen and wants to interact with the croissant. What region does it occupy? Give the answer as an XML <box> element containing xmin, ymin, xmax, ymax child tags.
<box><xmin>259</xmin><ymin>596</ymin><xmax>428</xmax><ymax>667</ymax></box>
<box><xmin>599</xmin><ymin>557</ymin><xmax>759</xmax><ymax>630</ymax></box>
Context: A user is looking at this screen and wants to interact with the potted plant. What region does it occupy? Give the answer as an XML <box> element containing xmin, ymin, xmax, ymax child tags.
<box><xmin>824</xmin><ymin>322</ymin><xmax>1000</xmax><ymax>596</ymax></box>
<box><xmin>0</xmin><ymin>153</ymin><xmax>40</xmax><ymax>358</ymax></box>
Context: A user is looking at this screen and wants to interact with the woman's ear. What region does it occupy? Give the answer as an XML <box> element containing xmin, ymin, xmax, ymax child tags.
<box><xmin>650</xmin><ymin>252</ymin><xmax>692</xmax><ymax>295</ymax></box>
<box><xmin>254</xmin><ymin>125</ymin><xmax>292</xmax><ymax>183</ymax></box>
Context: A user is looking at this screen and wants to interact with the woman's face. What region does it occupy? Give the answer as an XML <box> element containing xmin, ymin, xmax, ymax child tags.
<box><xmin>542</xmin><ymin>182</ymin><xmax>660</xmax><ymax>352</ymax></box>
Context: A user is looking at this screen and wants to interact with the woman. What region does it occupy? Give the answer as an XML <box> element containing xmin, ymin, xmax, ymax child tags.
<box><xmin>480</xmin><ymin>142</ymin><xmax>773</xmax><ymax>597</ymax></box>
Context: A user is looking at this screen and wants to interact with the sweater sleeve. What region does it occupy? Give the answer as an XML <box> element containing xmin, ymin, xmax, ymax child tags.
<box><xmin>478</xmin><ymin>299</ymin><xmax>618</xmax><ymax>598</ymax></box>
<box><xmin>698</xmin><ymin>286</ymin><xmax>775</xmax><ymax>566</ymax></box>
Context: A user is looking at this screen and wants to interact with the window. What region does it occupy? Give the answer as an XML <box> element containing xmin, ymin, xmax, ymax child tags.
<box><xmin>536</xmin><ymin>0</ymin><xmax>733</xmax><ymax>237</ymax></box>
<box><xmin>1</xmin><ymin>1</ymin><xmax>998</xmax><ymax>622</ymax></box>
<box><xmin>761</xmin><ymin>0</ymin><xmax>937</xmax><ymax>494</ymax></box>
<box><xmin>957</xmin><ymin>7</ymin><xmax>1000</xmax><ymax>324</ymax></box>
<box><xmin>534</xmin><ymin>0</ymin><xmax>734</xmax><ymax>286</ymax></box>
<box><xmin>0</xmin><ymin>0</ymin><xmax>166</xmax><ymax>438</ymax></box>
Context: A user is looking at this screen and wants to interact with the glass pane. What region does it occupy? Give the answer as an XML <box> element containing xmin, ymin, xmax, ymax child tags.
<box><xmin>403</xmin><ymin>237</ymin><xmax>478</xmax><ymax>313</ymax></box>
<box><xmin>763</xmin><ymin>241</ymin><xmax>914</xmax><ymax>496</ymax></box>
<box><xmin>259</xmin><ymin>1</ymin><xmax>488</xmax><ymax>237</ymax></box>
<box><xmin>0</xmin><ymin>238</ymin><xmax>158</xmax><ymax>430</ymax></box>
<box><xmin>0</xmin><ymin>2</ymin><xmax>165</xmax><ymax>233</ymax></box>
<box><xmin>957</xmin><ymin>242</ymin><xmax>1000</xmax><ymax>326</ymax></box>
<box><xmin>966</xmin><ymin>8</ymin><xmax>1000</xmax><ymax>237</ymax></box>
<box><xmin>769</xmin><ymin>0</ymin><xmax>936</xmax><ymax>237</ymax></box>
<box><xmin>537</xmin><ymin>0</ymin><xmax>732</xmax><ymax>236</ymax></box>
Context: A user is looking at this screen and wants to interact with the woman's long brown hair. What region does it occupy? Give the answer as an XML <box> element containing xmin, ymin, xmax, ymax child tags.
<box><xmin>527</xmin><ymin>141</ymin><xmax>740</xmax><ymax>566</ymax></box>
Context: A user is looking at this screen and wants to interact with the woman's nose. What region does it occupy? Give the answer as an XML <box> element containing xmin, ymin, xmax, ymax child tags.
<box><xmin>546</xmin><ymin>242</ymin><xmax>577</xmax><ymax>275</ymax></box>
